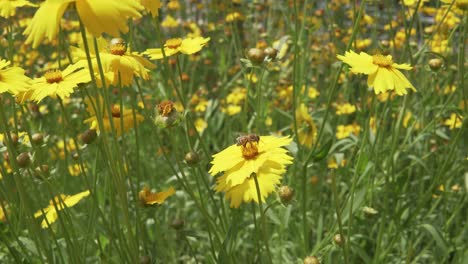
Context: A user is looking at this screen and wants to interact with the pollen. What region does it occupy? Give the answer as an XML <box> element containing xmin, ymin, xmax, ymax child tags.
<box><xmin>240</xmin><ymin>141</ymin><xmax>259</xmax><ymax>159</ymax></box>
<box><xmin>165</xmin><ymin>38</ymin><xmax>183</xmax><ymax>49</ymax></box>
<box><xmin>372</xmin><ymin>54</ymin><xmax>393</xmax><ymax>67</ymax></box>
<box><xmin>44</xmin><ymin>69</ymin><xmax>63</xmax><ymax>83</ymax></box>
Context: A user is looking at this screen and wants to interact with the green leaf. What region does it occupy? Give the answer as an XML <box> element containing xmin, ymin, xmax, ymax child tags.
<box><xmin>420</xmin><ymin>224</ymin><xmax>450</xmax><ymax>255</ymax></box>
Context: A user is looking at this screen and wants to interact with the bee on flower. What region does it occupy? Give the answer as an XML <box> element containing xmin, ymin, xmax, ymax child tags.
<box><xmin>209</xmin><ymin>134</ymin><xmax>293</xmax><ymax>208</ymax></box>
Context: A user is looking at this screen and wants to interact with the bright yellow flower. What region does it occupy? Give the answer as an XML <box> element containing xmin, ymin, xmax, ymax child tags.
<box><xmin>194</xmin><ymin>118</ymin><xmax>207</xmax><ymax>133</ymax></box>
<box><xmin>73</xmin><ymin>37</ymin><xmax>155</xmax><ymax>87</ymax></box>
<box><xmin>0</xmin><ymin>0</ymin><xmax>35</xmax><ymax>18</ymax></box>
<box><xmin>443</xmin><ymin>113</ymin><xmax>463</xmax><ymax>129</ymax></box>
<box><xmin>23</xmin><ymin>0</ymin><xmax>143</xmax><ymax>48</ymax></box>
<box><xmin>68</xmin><ymin>163</ymin><xmax>87</xmax><ymax>176</ymax></box>
<box><xmin>30</xmin><ymin>64</ymin><xmax>90</xmax><ymax>102</ymax></box>
<box><xmin>144</xmin><ymin>37</ymin><xmax>210</xmax><ymax>60</ymax></box>
<box><xmin>209</xmin><ymin>135</ymin><xmax>293</xmax><ymax>208</ymax></box>
<box><xmin>34</xmin><ymin>190</ymin><xmax>90</xmax><ymax>228</ymax></box>
<box><xmin>84</xmin><ymin>105</ymin><xmax>144</xmax><ymax>136</ymax></box>
<box><xmin>0</xmin><ymin>59</ymin><xmax>30</xmax><ymax>95</ymax></box>
<box><xmin>336</xmin><ymin>123</ymin><xmax>361</xmax><ymax>139</ymax></box>
<box><xmin>441</xmin><ymin>0</ymin><xmax>468</xmax><ymax>12</ymax></box>
<box><xmin>335</xmin><ymin>103</ymin><xmax>356</xmax><ymax>115</ymax></box>
<box><xmin>138</xmin><ymin>0</ymin><xmax>161</xmax><ymax>17</ymax></box>
<box><xmin>161</xmin><ymin>15</ymin><xmax>179</xmax><ymax>28</ymax></box>
<box><xmin>337</xmin><ymin>50</ymin><xmax>416</xmax><ymax>95</ymax></box>
<box><xmin>139</xmin><ymin>186</ymin><xmax>175</xmax><ymax>206</ymax></box>
<box><xmin>295</xmin><ymin>104</ymin><xmax>317</xmax><ymax>148</ymax></box>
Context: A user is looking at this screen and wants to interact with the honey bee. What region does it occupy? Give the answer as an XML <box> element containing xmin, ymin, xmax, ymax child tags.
<box><xmin>236</xmin><ymin>134</ymin><xmax>260</xmax><ymax>146</ymax></box>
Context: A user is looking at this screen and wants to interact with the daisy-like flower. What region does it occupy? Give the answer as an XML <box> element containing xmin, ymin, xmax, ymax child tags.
<box><xmin>144</xmin><ymin>37</ymin><xmax>210</xmax><ymax>60</ymax></box>
<box><xmin>0</xmin><ymin>0</ymin><xmax>35</xmax><ymax>18</ymax></box>
<box><xmin>73</xmin><ymin>37</ymin><xmax>155</xmax><ymax>87</ymax></box>
<box><xmin>337</xmin><ymin>50</ymin><xmax>416</xmax><ymax>95</ymax></box>
<box><xmin>295</xmin><ymin>104</ymin><xmax>317</xmax><ymax>148</ymax></box>
<box><xmin>23</xmin><ymin>0</ymin><xmax>143</xmax><ymax>48</ymax></box>
<box><xmin>138</xmin><ymin>0</ymin><xmax>161</xmax><ymax>17</ymax></box>
<box><xmin>0</xmin><ymin>59</ymin><xmax>30</xmax><ymax>95</ymax></box>
<box><xmin>84</xmin><ymin>98</ymin><xmax>144</xmax><ymax>136</ymax></box>
<box><xmin>441</xmin><ymin>0</ymin><xmax>468</xmax><ymax>13</ymax></box>
<box><xmin>34</xmin><ymin>190</ymin><xmax>90</xmax><ymax>228</ymax></box>
<box><xmin>138</xmin><ymin>186</ymin><xmax>175</xmax><ymax>206</ymax></box>
<box><xmin>209</xmin><ymin>135</ymin><xmax>293</xmax><ymax>208</ymax></box>
<box><xmin>443</xmin><ymin>113</ymin><xmax>463</xmax><ymax>129</ymax></box>
<box><xmin>30</xmin><ymin>64</ymin><xmax>91</xmax><ymax>102</ymax></box>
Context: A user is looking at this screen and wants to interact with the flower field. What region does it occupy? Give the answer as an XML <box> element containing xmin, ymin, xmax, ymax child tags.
<box><xmin>0</xmin><ymin>0</ymin><xmax>466</xmax><ymax>263</ymax></box>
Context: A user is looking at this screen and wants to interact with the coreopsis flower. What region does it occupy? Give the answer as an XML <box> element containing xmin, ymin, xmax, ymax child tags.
<box><xmin>209</xmin><ymin>135</ymin><xmax>293</xmax><ymax>208</ymax></box>
<box><xmin>138</xmin><ymin>186</ymin><xmax>175</xmax><ymax>206</ymax></box>
<box><xmin>0</xmin><ymin>59</ymin><xmax>30</xmax><ymax>95</ymax></box>
<box><xmin>336</xmin><ymin>123</ymin><xmax>361</xmax><ymax>139</ymax></box>
<box><xmin>337</xmin><ymin>50</ymin><xmax>416</xmax><ymax>96</ymax></box>
<box><xmin>34</xmin><ymin>190</ymin><xmax>90</xmax><ymax>228</ymax></box>
<box><xmin>295</xmin><ymin>104</ymin><xmax>317</xmax><ymax>148</ymax></box>
<box><xmin>153</xmin><ymin>100</ymin><xmax>183</xmax><ymax>128</ymax></box>
<box><xmin>23</xmin><ymin>0</ymin><xmax>143</xmax><ymax>48</ymax></box>
<box><xmin>144</xmin><ymin>37</ymin><xmax>210</xmax><ymax>60</ymax></box>
<box><xmin>72</xmin><ymin>38</ymin><xmax>155</xmax><ymax>87</ymax></box>
<box><xmin>138</xmin><ymin>0</ymin><xmax>161</xmax><ymax>17</ymax></box>
<box><xmin>0</xmin><ymin>0</ymin><xmax>35</xmax><ymax>18</ymax></box>
<box><xmin>84</xmin><ymin>105</ymin><xmax>144</xmax><ymax>136</ymax></box>
<box><xmin>30</xmin><ymin>64</ymin><xmax>91</xmax><ymax>102</ymax></box>
<box><xmin>335</xmin><ymin>103</ymin><xmax>356</xmax><ymax>115</ymax></box>
<box><xmin>443</xmin><ymin>113</ymin><xmax>463</xmax><ymax>129</ymax></box>
<box><xmin>441</xmin><ymin>0</ymin><xmax>468</xmax><ymax>13</ymax></box>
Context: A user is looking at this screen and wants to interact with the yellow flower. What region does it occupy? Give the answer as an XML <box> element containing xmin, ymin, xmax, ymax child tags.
<box><xmin>337</xmin><ymin>50</ymin><xmax>416</xmax><ymax>95</ymax></box>
<box><xmin>0</xmin><ymin>59</ymin><xmax>30</xmax><ymax>95</ymax></box>
<box><xmin>139</xmin><ymin>186</ymin><xmax>175</xmax><ymax>206</ymax></box>
<box><xmin>85</xmin><ymin>108</ymin><xmax>144</xmax><ymax>136</ymax></box>
<box><xmin>34</xmin><ymin>190</ymin><xmax>90</xmax><ymax>228</ymax></box>
<box><xmin>30</xmin><ymin>64</ymin><xmax>90</xmax><ymax>102</ymax></box>
<box><xmin>443</xmin><ymin>113</ymin><xmax>463</xmax><ymax>129</ymax></box>
<box><xmin>144</xmin><ymin>37</ymin><xmax>210</xmax><ymax>60</ymax></box>
<box><xmin>0</xmin><ymin>204</ymin><xmax>6</xmax><ymax>222</ymax></box>
<box><xmin>295</xmin><ymin>104</ymin><xmax>317</xmax><ymax>148</ymax></box>
<box><xmin>68</xmin><ymin>163</ymin><xmax>87</xmax><ymax>176</ymax></box>
<box><xmin>335</xmin><ymin>103</ymin><xmax>356</xmax><ymax>115</ymax></box>
<box><xmin>23</xmin><ymin>0</ymin><xmax>143</xmax><ymax>48</ymax></box>
<box><xmin>72</xmin><ymin>37</ymin><xmax>155</xmax><ymax>87</ymax></box>
<box><xmin>138</xmin><ymin>0</ymin><xmax>161</xmax><ymax>17</ymax></box>
<box><xmin>336</xmin><ymin>123</ymin><xmax>361</xmax><ymax>139</ymax></box>
<box><xmin>307</xmin><ymin>86</ymin><xmax>320</xmax><ymax>99</ymax></box>
<box><xmin>209</xmin><ymin>135</ymin><xmax>293</xmax><ymax>208</ymax></box>
<box><xmin>195</xmin><ymin>118</ymin><xmax>207</xmax><ymax>133</ymax></box>
<box><xmin>161</xmin><ymin>15</ymin><xmax>179</xmax><ymax>28</ymax></box>
<box><xmin>0</xmin><ymin>0</ymin><xmax>35</xmax><ymax>18</ymax></box>
<box><xmin>441</xmin><ymin>0</ymin><xmax>468</xmax><ymax>12</ymax></box>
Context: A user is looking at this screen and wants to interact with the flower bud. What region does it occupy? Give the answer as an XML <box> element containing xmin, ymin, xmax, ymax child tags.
<box><xmin>111</xmin><ymin>104</ymin><xmax>121</xmax><ymax>118</ymax></box>
<box><xmin>31</xmin><ymin>133</ymin><xmax>44</xmax><ymax>145</ymax></box>
<box><xmin>333</xmin><ymin>234</ymin><xmax>345</xmax><ymax>246</ymax></box>
<box><xmin>170</xmin><ymin>218</ymin><xmax>185</xmax><ymax>230</ymax></box>
<box><xmin>16</xmin><ymin>152</ymin><xmax>31</xmax><ymax>168</ymax></box>
<box><xmin>35</xmin><ymin>164</ymin><xmax>50</xmax><ymax>177</ymax></box>
<box><xmin>154</xmin><ymin>100</ymin><xmax>182</xmax><ymax>128</ymax></box>
<box><xmin>184</xmin><ymin>151</ymin><xmax>200</xmax><ymax>166</ymax></box>
<box><xmin>428</xmin><ymin>58</ymin><xmax>443</xmax><ymax>71</ymax></box>
<box><xmin>264</xmin><ymin>47</ymin><xmax>278</xmax><ymax>60</ymax></box>
<box><xmin>278</xmin><ymin>185</ymin><xmax>294</xmax><ymax>204</ymax></box>
<box><xmin>247</xmin><ymin>48</ymin><xmax>265</xmax><ymax>64</ymax></box>
<box><xmin>81</xmin><ymin>129</ymin><xmax>97</xmax><ymax>144</ymax></box>
<box><xmin>303</xmin><ymin>256</ymin><xmax>320</xmax><ymax>264</ymax></box>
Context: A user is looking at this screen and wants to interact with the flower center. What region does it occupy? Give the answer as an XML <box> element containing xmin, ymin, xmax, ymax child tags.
<box><xmin>165</xmin><ymin>38</ymin><xmax>182</xmax><ymax>49</ymax></box>
<box><xmin>157</xmin><ymin>100</ymin><xmax>175</xmax><ymax>116</ymax></box>
<box><xmin>372</xmin><ymin>54</ymin><xmax>393</xmax><ymax>67</ymax></box>
<box><xmin>109</xmin><ymin>38</ymin><xmax>127</xmax><ymax>55</ymax></box>
<box><xmin>44</xmin><ymin>69</ymin><xmax>63</xmax><ymax>83</ymax></box>
<box><xmin>241</xmin><ymin>141</ymin><xmax>259</xmax><ymax>159</ymax></box>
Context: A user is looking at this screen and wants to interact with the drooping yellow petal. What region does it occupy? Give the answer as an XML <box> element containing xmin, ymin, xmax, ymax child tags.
<box><xmin>23</xmin><ymin>0</ymin><xmax>73</xmax><ymax>48</ymax></box>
